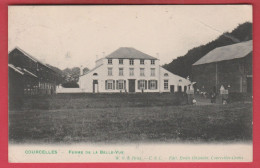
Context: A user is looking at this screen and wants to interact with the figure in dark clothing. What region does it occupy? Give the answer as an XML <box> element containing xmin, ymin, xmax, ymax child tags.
<box><xmin>210</xmin><ymin>86</ymin><xmax>217</xmax><ymax>103</ymax></box>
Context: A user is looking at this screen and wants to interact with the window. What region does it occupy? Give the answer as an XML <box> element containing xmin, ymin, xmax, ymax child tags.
<box><xmin>108</xmin><ymin>59</ymin><xmax>112</xmax><ymax>64</ymax></box>
<box><xmin>164</xmin><ymin>73</ymin><xmax>168</xmax><ymax>77</ymax></box>
<box><xmin>119</xmin><ymin>59</ymin><xmax>123</xmax><ymax>64</ymax></box>
<box><xmin>129</xmin><ymin>68</ymin><xmax>134</xmax><ymax>76</ymax></box>
<box><xmin>93</xmin><ymin>73</ymin><xmax>98</xmax><ymax>76</ymax></box>
<box><xmin>108</xmin><ymin>68</ymin><xmax>113</xmax><ymax>76</ymax></box>
<box><xmin>164</xmin><ymin>80</ymin><xmax>169</xmax><ymax>90</ymax></box>
<box><xmin>140</xmin><ymin>59</ymin><xmax>144</xmax><ymax>64</ymax></box>
<box><xmin>119</xmin><ymin>68</ymin><xmax>124</xmax><ymax>76</ymax></box>
<box><xmin>151</xmin><ymin>68</ymin><xmax>155</xmax><ymax>76</ymax></box>
<box><xmin>106</xmin><ymin>80</ymin><xmax>113</xmax><ymax>90</ymax></box>
<box><xmin>138</xmin><ymin>80</ymin><xmax>147</xmax><ymax>90</ymax></box>
<box><xmin>117</xmin><ymin>80</ymin><xmax>125</xmax><ymax>90</ymax></box>
<box><xmin>129</xmin><ymin>59</ymin><xmax>134</xmax><ymax>65</ymax></box>
<box><xmin>140</xmin><ymin>68</ymin><xmax>145</xmax><ymax>76</ymax></box>
<box><xmin>149</xmin><ymin>80</ymin><xmax>157</xmax><ymax>90</ymax></box>
<box><xmin>151</xmin><ymin>59</ymin><xmax>155</xmax><ymax>65</ymax></box>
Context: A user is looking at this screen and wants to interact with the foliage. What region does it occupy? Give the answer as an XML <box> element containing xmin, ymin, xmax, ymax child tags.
<box><xmin>61</xmin><ymin>81</ymin><xmax>79</xmax><ymax>88</ymax></box>
<box><xmin>46</xmin><ymin>64</ymin><xmax>89</xmax><ymax>85</ymax></box>
<box><xmin>163</xmin><ymin>22</ymin><xmax>252</xmax><ymax>78</ymax></box>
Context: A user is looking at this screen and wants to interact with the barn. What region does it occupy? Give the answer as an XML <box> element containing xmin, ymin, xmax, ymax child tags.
<box><xmin>191</xmin><ymin>40</ymin><xmax>252</xmax><ymax>94</ymax></box>
<box><xmin>8</xmin><ymin>47</ymin><xmax>59</xmax><ymax>104</ymax></box>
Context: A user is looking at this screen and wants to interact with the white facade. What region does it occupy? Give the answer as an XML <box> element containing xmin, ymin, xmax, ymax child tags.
<box><xmin>78</xmin><ymin>49</ymin><xmax>190</xmax><ymax>93</ymax></box>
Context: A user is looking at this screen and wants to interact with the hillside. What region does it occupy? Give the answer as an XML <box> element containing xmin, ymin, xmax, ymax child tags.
<box><xmin>163</xmin><ymin>22</ymin><xmax>252</xmax><ymax>78</ymax></box>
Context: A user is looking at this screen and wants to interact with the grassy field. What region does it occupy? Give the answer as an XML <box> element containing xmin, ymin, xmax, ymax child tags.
<box><xmin>9</xmin><ymin>93</ymin><xmax>252</xmax><ymax>143</ymax></box>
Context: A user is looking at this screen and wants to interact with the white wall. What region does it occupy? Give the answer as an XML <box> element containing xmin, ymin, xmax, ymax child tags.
<box><xmin>56</xmin><ymin>86</ymin><xmax>84</xmax><ymax>93</ymax></box>
<box><xmin>159</xmin><ymin>67</ymin><xmax>190</xmax><ymax>93</ymax></box>
<box><xmin>79</xmin><ymin>58</ymin><xmax>191</xmax><ymax>93</ymax></box>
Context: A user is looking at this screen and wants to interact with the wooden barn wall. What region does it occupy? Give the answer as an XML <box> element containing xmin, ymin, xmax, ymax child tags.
<box><xmin>192</xmin><ymin>53</ymin><xmax>252</xmax><ymax>94</ymax></box>
<box><xmin>8</xmin><ymin>68</ymin><xmax>24</xmax><ymax>109</ymax></box>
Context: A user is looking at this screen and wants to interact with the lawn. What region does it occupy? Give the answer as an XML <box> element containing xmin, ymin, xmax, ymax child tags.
<box><xmin>9</xmin><ymin>93</ymin><xmax>252</xmax><ymax>143</ymax></box>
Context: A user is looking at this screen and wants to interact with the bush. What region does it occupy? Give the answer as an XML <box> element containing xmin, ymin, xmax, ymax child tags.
<box><xmin>62</xmin><ymin>81</ymin><xmax>79</xmax><ymax>88</ymax></box>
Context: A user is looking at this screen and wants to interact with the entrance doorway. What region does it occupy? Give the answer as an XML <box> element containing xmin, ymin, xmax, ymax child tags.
<box><xmin>128</xmin><ymin>79</ymin><xmax>135</xmax><ymax>93</ymax></box>
<box><xmin>93</xmin><ymin>80</ymin><xmax>98</xmax><ymax>93</ymax></box>
<box><xmin>178</xmin><ymin>85</ymin><xmax>182</xmax><ymax>92</ymax></box>
<box><xmin>170</xmin><ymin>85</ymin><xmax>175</xmax><ymax>93</ymax></box>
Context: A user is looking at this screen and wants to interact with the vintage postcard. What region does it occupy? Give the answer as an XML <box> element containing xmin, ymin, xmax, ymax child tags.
<box><xmin>8</xmin><ymin>5</ymin><xmax>253</xmax><ymax>162</ymax></box>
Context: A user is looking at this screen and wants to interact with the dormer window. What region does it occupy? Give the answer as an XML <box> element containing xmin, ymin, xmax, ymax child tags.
<box><xmin>108</xmin><ymin>59</ymin><xmax>112</xmax><ymax>64</ymax></box>
<box><xmin>119</xmin><ymin>59</ymin><xmax>123</xmax><ymax>64</ymax></box>
<box><xmin>151</xmin><ymin>59</ymin><xmax>155</xmax><ymax>65</ymax></box>
<box><xmin>140</xmin><ymin>59</ymin><xmax>144</xmax><ymax>65</ymax></box>
<box><xmin>129</xmin><ymin>59</ymin><xmax>134</xmax><ymax>65</ymax></box>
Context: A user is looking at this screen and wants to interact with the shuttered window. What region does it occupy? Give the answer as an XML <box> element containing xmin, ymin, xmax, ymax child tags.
<box><xmin>116</xmin><ymin>80</ymin><xmax>126</xmax><ymax>90</ymax></box>
<box><xmin>105</xmin><ymin>80</ymin><xmax>115</xmax><ymax>90</ymax></box>
<box><xmin>148</xmin><ymin>80</ymin><xmax>157</xmax><ymax>90</ymax></box>
<box><xmin>138</xmin><ymin>80</ymin><xmax>147</xmax><ymax>90</ymax></box>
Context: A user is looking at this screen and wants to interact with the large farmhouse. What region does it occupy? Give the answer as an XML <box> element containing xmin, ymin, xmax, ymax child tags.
<box><xmin>78</xmin><ymin>47</ymin><xmax>190</xmax><ymax>93</ymax></box>
<box><xmin>192</xmin><ymin>40</ymin><xmax>252</xmax><ymax>94</ymax></box>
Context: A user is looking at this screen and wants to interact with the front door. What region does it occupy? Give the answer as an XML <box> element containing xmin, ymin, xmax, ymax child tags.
<box><xmin>170</xmin><ymin>85</ymin><xmax>175</xmax><ymax>93</ymax></box>
<box><xmin>93</xmin><ymin>80</ymin><xmax>98</xmax><ymax>93</ymax></box>
<box><xmin>178</xmin><ymin>86</ymin><xmax>182</xmax><ymax>92</ymax></box>
<box><xmin>128</xmin><ymin>79</ymin><xmax>135</xmax><ymax>93</ymax></box>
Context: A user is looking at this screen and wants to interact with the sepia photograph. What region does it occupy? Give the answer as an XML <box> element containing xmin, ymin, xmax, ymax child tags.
<box><xmin>8</xmin><ymin>5</ymin><xmax>253</xmax><ymax>162</ymax></box>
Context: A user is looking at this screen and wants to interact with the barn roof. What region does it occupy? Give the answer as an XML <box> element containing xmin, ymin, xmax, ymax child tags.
<box><xmin>193</xmin><ymin>40</ymin><xmax>252</xmax><ymax>66</ymax></box>
<box><xmin>9</xmin><ymin>47</ymin><xmax>56</xmax><ymax>72</ymax></box>
<box><xmin>106</xmin><ymin>47</ymin><xmax>157</xmax><ymax>60</ymax></box>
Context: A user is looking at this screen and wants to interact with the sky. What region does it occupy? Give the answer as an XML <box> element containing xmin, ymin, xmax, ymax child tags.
<box><xmin>8</xmin><ymin>5</ymin><xmax>252</xmax><ymax>70</ymax></box>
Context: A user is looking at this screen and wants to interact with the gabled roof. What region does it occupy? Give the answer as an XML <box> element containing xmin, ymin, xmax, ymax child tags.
<box><xmin>106</xmin><ymin>47</ymin><xmax>157</xmax><ymax>60</ymax></box>
<box><xmin>9</xmin><ymin>47</ymin><xmax>55</xmax><ymax>71</ymax></box>
<box><xmin>193</xmin><ymin>40</ymin><xmax>252</xmax><ymax>66</ymax></box>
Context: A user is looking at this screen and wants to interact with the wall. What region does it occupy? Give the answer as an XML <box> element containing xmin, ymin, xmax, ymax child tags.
<box><xmin>159</xmin><ymin>67</ymin><xmax>190</xmax><ymax>93</ymax></box>
<box><xmin>79</xmin><ymin>58</ymin><xmax>191</xmax><ymax>93</ymax></box>
<box><xmin>56</xmin><ymin>86</ymin><xmax>84</xmax><ymax>93</ymax></box>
